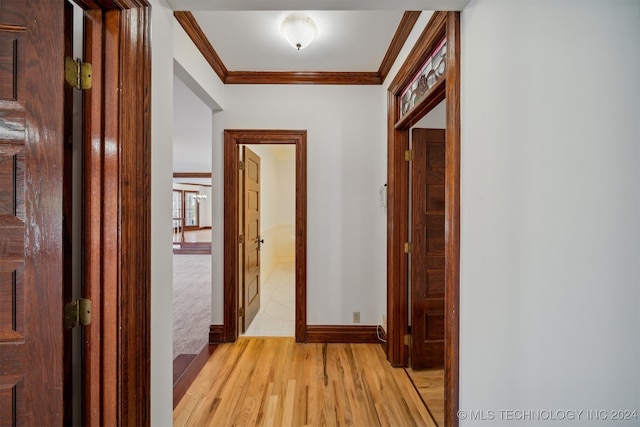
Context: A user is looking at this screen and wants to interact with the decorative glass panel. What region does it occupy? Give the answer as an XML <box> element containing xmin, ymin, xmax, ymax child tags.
<box><xmin>400</xmin><ymin>38</ymin><xmax>447</xmax><ymax>117</ymax></box>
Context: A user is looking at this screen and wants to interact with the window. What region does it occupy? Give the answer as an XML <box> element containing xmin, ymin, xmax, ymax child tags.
<box><xmin>172</xmin><ymin>190</ymin><xmax>183</xmax><ymax>231</ymax></box>
<box><xmin>184</xmin><ymin>191</ymin><xmax>199</xmax><ymax>228</ymax></box>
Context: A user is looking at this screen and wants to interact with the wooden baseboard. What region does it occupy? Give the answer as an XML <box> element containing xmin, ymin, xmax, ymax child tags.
<box><xmin>209</xmin><ymin>324</ymin><xmax>225</xmax><ymax>343</ymax></box>
<box><xmin>305</xmin><ymin>325</ymin><xmax>382</xmax><ymax>343</ymax></box>
<box><xmin>173</xmin><ymin>344</ymin><xmax>216</xmax><ymax>408</ymax></box>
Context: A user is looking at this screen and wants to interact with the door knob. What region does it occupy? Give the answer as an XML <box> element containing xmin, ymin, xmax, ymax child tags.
<box><xmin>258</xmin><ymin>237</ymin><xmax>264</xmax><ymax>249</ymax></box>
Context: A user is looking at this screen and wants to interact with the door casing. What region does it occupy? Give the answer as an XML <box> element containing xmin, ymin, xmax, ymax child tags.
<box><xmin>386</xmin><ymin>11</ymin><xmax>461</xmax><ymax>427</ymax></box>
<box><xmin>223</xmin><ymin>130</ymin><xmax>307</xmax><ymax>343</ymax></box>
<box><xmin>74</xmin><ymin>0</ymin><xmax>151</xmax><ymax>425</ymax></box>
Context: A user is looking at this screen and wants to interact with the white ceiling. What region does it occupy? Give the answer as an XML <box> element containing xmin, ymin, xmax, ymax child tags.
<box><xmin>167</xmin><ymin>0</ymin><xmax>470</xmax><ymax>12</ymax></box>
<box><xmin>192</xmin><ymin>10</ymin><xmax>405</xmax><ymax>72</ymax></box>
<box><xmin>171</xmin><ymin>0</ymin><xmax>469</xmax><ymax>174</ymax></box>
<box><xmin>172</xmin><ymin>0</ymin><xmax>469</xmax><ymax>73</ymax></box>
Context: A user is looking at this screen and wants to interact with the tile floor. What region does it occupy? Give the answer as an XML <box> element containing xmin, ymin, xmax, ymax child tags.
<box><xmin>243</xmin><ymin>263</ymin><xmax>295</xmax><ymax>337</ymax></box>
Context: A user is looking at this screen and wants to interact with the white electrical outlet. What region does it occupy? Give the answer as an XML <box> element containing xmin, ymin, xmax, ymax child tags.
<box><xmin>353</xmin><ymin>311</ymin><xmax>360</xmax><ymax>324</ymax></box>
<box><xmin>381</xmin><ymin>314</ymin><xmax>387</xmax><ymax>333</ymax></box>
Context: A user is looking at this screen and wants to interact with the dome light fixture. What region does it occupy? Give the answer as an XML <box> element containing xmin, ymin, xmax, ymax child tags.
<box><xmin>281</xmin><ymin>14</ymin><xmax>317</xmax><ymax>51</ymax></box>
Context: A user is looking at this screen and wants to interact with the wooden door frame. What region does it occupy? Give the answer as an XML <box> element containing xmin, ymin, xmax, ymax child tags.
<box><xmin>386</xmin><ymin>11</ymin><xmax>460</xmax><ymax>427</ymax></box>
<box><xmin>74</xmin><ymin>0</ymin><xmax>151</xmax><ymax>425</ymax></box>
<box><xmin>223</xmin><ymin>130</ymin><xmax>307</xmax><ymax>343</ymax></box>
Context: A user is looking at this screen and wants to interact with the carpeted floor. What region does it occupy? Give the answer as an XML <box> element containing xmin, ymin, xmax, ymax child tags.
<box><xmin>173</xmin><ymin>254</ymin><xmax>211</xmax><ymax>360</ymax></box>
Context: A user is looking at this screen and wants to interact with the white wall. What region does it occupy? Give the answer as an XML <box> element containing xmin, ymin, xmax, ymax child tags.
<box><xmin>275</xmin><ymin>147</ymin><xmax>296</xmax><ymax>262</ymax></box>
<box><xmin>173</xmin><ymin>19</ymin><xmax>225</xmax><ymax>111</ymax></box>
<box><xmin>212</xmin><ymin>85</ymin><xmax>388</xmax><ymax>325</ymax></box>
<box><xmin>413</xmin><ymin>99</ymin><xmax>446</xmax><ymax>129</ymax></box>
<box><xmin>249</xmin><ymin>145</ymin><xmax>296</xmax><ymax>281</ymax></box>
<box><xmin>150</xmin><ymin>0</ymin><xmax>174</xmax><ymax>425</ymax></box>
<box><xmin>459</xmin><ymin>1</ymin><xmax>640</xmax><ymax>424</ymax></box>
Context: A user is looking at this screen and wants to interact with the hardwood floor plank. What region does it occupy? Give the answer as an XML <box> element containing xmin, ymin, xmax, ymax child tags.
<box><xmin>174</xmin><ymin>337</ymin><xmax>437</xmax><ymax>427</ymax></box>
<box><xmin>406</xmin><ymin>368</ymin><xmax>445</xmax><ymax>426</ymax></box>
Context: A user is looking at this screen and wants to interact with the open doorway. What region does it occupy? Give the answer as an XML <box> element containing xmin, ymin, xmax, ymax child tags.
<box><xmin>405</xmin><ymin>100</ymin><xmax>447</xmax><ymax>426</ymax></box>
<box><xmin>223</xmin><ymin>130</ymin><xmax>307</xmax><ymax>343</ymax></box>
<box><xmin>172</xmin><ymin>74</ymin><xmax>213</xmax><ymax>379</ymax></box>
<box><xmin>239</xmin><ymin>144</ymin><xmax>296</xmax><ymax>337</ymax></box>
<box><xmin>387</xmin><ymin>11</ymin><xmax>460</xmax><ymax>427</ymax></box>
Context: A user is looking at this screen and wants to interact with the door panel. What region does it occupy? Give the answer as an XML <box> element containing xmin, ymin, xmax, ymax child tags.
<box><xmin>242</xmin><ymin>146</ymin><xmax>261</xmax><ymax>331</ymax></box>
<box><xmin>0</xmin><ymin>0</ymin><xmax>68</xmax><ymax>424</ymax></box>
<box><xmin>411</xmin><ymin>128</ymin><xmax>446</xmax><ymax>369</ymax></box>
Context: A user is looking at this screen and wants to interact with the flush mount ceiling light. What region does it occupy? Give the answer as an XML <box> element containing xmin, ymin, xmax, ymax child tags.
<box><xmin>281</xmin><ymin>14</ymin><xmax>317</xmax><ymax>51</ymax></box>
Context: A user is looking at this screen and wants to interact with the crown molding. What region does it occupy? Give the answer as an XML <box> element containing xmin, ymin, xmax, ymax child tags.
<box><xmin>174</xmin><ymin>11</ymin><xmax>227</xmax><ymax>82</ymax></box>
<box><xmin>225</xmin><ymin>71</ymin><xmax>381</xmax><ymax>85</ymax></box>
<box><xmin>174</xmin><ymin>11</ymin><xmax>421</xmax><ymax>85</ymax></box>
<box><xmin>379</xmin><ymin>11</ymin><xmax>421</xmax><ymax>82</ymax></box>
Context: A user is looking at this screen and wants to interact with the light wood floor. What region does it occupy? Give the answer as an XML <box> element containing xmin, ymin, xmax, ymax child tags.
<box><xmin>405</xmin><ymin>368</ymin><xmax>444</xmax><ymax>426</ymax></box>
<box><xmin>174</xmin><ymin>337</ymin><xmax>438</xmax><ymax>427</ymax></box>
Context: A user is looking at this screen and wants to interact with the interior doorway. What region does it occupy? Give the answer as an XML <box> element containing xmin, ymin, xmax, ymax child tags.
<box><xmin>223</xmin><ymin>130</ymin><xmax>307</xmax><ymax>343</ymax></box>
<box><xmin>387</xmin><ymin>11</ymin><xmax>460</xmax><ymax>427</ymax></box>
<box><xmin>239</xmin><ymin>144</ymin><xmax>296</xmax><ymax>337</ymax></box>
<box><xmin>171</xmin><ymin>75</ymin><xmax>213</xmax><ymax>384</ymax></box>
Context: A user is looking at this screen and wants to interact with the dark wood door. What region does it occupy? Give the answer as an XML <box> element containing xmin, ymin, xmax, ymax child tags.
<box><xmin>242</xmin><ymin>146</ymin><xmax>261</xmax><ymax>331</ymax></box>
<box><xmin>0</xmin><ymin>0</ymin><xmax>70</xmax><ymax>424</ymax></box>
<box><xmin>411</xmin><ymin>128</ymin><xmax>446</xmax><ymax>369</ymax></box>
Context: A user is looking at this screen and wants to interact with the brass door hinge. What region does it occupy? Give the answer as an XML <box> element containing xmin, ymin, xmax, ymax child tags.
<box><xmin>404</xmin><ymin>242</ymin><xmax>412</xmax><ymax>254</ymax></box>
<box><xmin>65</xmin><ymin>57</ymin><xmax>92</xmax><ymax>90</ymax></box>
<box><xmin>404</xmin><ymin>150</ymin><xmax>413</xmax><ymax>161</ymax></box>
<box><xmin>239</xmin><ymin>161</ymin><xmax>245</xmax><ymax>171</ymax></box>
<box><xmin>64</xmin><ymin>298</ymin><xmax>92</xmax><ymax>329</ymax></box>
<box><xmin>239</xmin><ymin>234</ymin><xmax>244</xmax><ymax>244</ymax></box>
<box><xmin>404</xmin><ymin>334</ymin><xmax>412</xmax><ymax>346</ymax></box>
<box><xmin>239</xmin><ymin>307</ymin><xmax>245</xmax><ymax>317</ymax></box>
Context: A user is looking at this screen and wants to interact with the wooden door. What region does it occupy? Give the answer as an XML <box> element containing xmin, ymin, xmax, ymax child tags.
<box><xmin>241</xmin><ymin>146</ymin><xmax>261</xmax><ymax>331</ymax></box>
<box><xmin>411</xmin><ymin>128</ymin><xmax>446</xmax><ymax>369</ymax></box>
<box><xmin>0</xmin><ymin>0</ymin><xmax>71</xmax><ymax>424</ymax></box>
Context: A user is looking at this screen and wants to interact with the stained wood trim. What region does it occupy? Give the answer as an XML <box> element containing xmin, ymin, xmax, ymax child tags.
<box><xmin>305</xmin><ymin>326</ymin><xmax>380</xmax><ymax>343</ymax></box>
<box><xmin>173</xmin><ymin>344</ymin><xmax>217</xmax><ymax>408</ymax></box>
<box><xmin>223</xmin><ymin>130</ymin><xmax>307</xmax><ymax>343</ymax></box>
<box><xmin>209</xmin><ymin>324</ymin><xmax>225</xmax><ymax>343</ymax></box>
<box><xmin>74</xmin><ymin>0</ymin><xmax>149</xmax><ymax>10</ymax></box>
<box><xmin>378</xmin><ymin>11</ymin><xmax>421</xmax><ymax>83</ymax></box>
<box><xmin>395</xmin><ymin>77</ymin><xmax>446</xmax><ymax>130</ymax></box>
<box><xmin>386</xmin><ymin>90</ymin><xmax>410</xmax><ymax>368</ymax></box>
<box><xmin>174</xmin><ymin>11</ymin><xmax>227</xmax><ymax>82</ymax></box>
<box><xmin>225</xmin><ymin>71</ymin><xmax>381</xmax><ymax>85</ymax></box>
<box><xmin>444</xmin><ymin>12</ymin><xmax>461</xmax><ymax>427</ymax></box>
<box><xmin>115</xmin><ymin>5</ymin><xmax>152</xmax><ymax>425</ymax></box>
<box><xmin>386</xmin><ymin>10</ymin><xmax>460</xmax><ymax>427</ymax></box>
<box><xmin>81</xmin><ymin>3</ymin><xmax>151</xmax><ymax>426</ymax></box>
<box><xmin>64</xmin><ymin>4</ymin><xmax>74</xmax><ymax>425</ymax></box>
<box><xmin>82</xmin><ymin>8</ymin><xmax>105</xmax><ymax>427</ymax></box>
<box><xmin>101</xmin><ymin>11</ymin><xmax>122</xmax><ymax>426</ymax></box>
<box><xmin>173</xmin><ymin>172</ymin><xmax>212</xmax><ymax>178</ymax></box>
<box><xmin>388</xmin><ymin>12</ymin><xmax>447</xmax><ymax>96</ymax></box>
